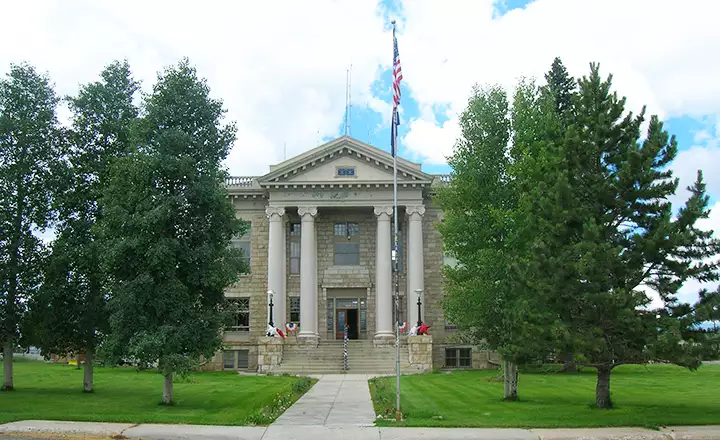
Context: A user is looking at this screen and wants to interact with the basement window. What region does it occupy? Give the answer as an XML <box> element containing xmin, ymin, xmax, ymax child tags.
<box><xmin>223</xmin><ymin>349</ymin><xmax>249</xmax><ymax>370</ymax></box>
<box><xmin>445</xmin><ymin>347</ymin><xmax>472</xmax><ymax>368</ymax></box>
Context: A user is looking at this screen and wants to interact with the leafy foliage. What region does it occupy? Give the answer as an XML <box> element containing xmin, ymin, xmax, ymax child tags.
<box><xmin>439</xmin><ymin>58</ymin><xmax>720</xmax><ymax>409</ymax></box>
<box><xmin>0</xmin><ymin>63</ymin><xmax>63</xmax><ymax>390</ymax></box>
<box><xmin>97</xmin><ymin>59</ymin><xmax>247</xmax><ymax>402</ymax></box>
<box><xmin>24</xmin><ymin>62</ymin><xmax>140</xmax><ymax>392</ymax></box>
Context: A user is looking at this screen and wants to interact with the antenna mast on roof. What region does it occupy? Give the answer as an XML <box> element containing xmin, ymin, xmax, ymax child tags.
<box><xmin>344</xmin><ymin>64</ymin><xmax>353</xmax><ymax>137</ymax></box>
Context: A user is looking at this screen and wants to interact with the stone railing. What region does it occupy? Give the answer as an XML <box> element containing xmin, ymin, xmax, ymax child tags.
<box><xmin>225</xmin><ymin>176</ymin><xmax>255</xmax><ymax>187</ymax></box>
<box><xmin>257</xmin><ymin>336</ymin><xmax>284</xmax><ymax>373</ymax></box>
<box><xmin>407</xmin><ymin>335</ymin><xmax>433</xmax><ymax>372</ymax></box>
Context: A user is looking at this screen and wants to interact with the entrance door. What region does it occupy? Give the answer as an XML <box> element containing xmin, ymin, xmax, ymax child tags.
<box><xmin>336</xmin><ymin>308</ymin><xmax>360</xmax><ymax>340</ymax></box>
<box><xmin>336</xmin><ymin>309</ymin><xmax>347</xmax><ymax>340</ymax></box>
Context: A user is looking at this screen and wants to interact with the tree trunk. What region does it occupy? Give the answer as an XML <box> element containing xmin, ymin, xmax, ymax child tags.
<box><xmin>83</xmin><ymin>349</ymin><xmax>93</xmax><ymax>393</ymax></box>
<box><xmin>560</xmin><ymin>351</ymin><xmax>578</xmax><ymax>373</ymax></box>
<box><xmin>503</xmin><ymin>360</ymin><xmax>518</xmax><ymax>401</ymax></box>
<box><xmin>2</xmin><ymin>339</ymin><xmax>14</xmax><ymax>391</ymax></box>
<box><xmin>162</xmin><ymin>373</ymin><xmax>173</xmax><ymax>405</ymax></box>
<box><xmin>595</xmin><ymin>367</ymin><xmax>612</xmax><ymax>409</ymax></box>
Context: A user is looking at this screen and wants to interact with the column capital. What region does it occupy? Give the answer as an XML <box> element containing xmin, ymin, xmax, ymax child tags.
<box><xmin>265</xmin><ymin>206</ymin><xmax>285</xmax><ymax>219</ymax></box>
<box><xmin>406</xmin><ymin>204</ymin><xmax>426</xmax><ymax>217</ymax></box>
<box><xmin>298</xmin><ymin>206</ymin><xmax>318</xmax><ymax>219</ymax></box>
<box><xmin>374</xmin><ymin>205</ymin><xmax>394</xmax><ymax>218</ymax></box>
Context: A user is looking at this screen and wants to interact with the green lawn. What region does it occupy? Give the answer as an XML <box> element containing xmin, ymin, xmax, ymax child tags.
<box><xmin>369</xmin><ymin>364</ymin><xmax>720</xmax><ymax>428</ymax></box>
<box><xmin>0</xmin><ymin>358</ymin><xmax>315</xmax><ymax>426</ymax></box>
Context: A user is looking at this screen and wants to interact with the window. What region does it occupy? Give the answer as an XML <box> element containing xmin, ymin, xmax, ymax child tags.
<box><xmin>223</xmin><ymin>349</ymin><xmax>249</xmax><ymax>369</ymax></box>
<box><xmin>290</xmin><ymin>297</ymin><xmax>300</xmax><ymax>323</ymax></box>
<box><xmin>336</xmin><ymin>166</ymin><xmax>356</xmax><ymax>177</ymax></box>
<box><xmin>232</xmin><ymin>223</ymin><xmax>252</xmax><ymax>274</ymax></box>
<box><xmin>327</xmin><ymin>301</ymin><xmax>334</xmax><ymax>331</ymax></box>
<box><xmin>289</xmin><ymin>223</ymin><xmax>301</xmax><ymax>274</ymax></box>
<box><xmin>445</xmin><ymin>347</ymin><xmax>472</xmax><ymax>368</ymax></box>
<box><xmin>229</xmin><ymin>298</ymin><xmax>250</xmax><ymax>331</ymax></box>
<box><xmin>334</xmin><ymin>222</ymin><xmax>360</xmax><ymax>265</ymax></box>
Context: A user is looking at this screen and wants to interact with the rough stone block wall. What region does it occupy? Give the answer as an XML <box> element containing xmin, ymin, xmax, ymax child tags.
<box><xmin>422</xmin><ymin>205</ymin><xmax>446</xmax><ymax>344</ymax></box>
<box><xmin>257</xmin><ymin>337</ymin><xmax>284</xmax><ymax>373</ymax></box>
<box><xmin>407</xmin><ymin>335</ymin><xmax>433</xmax><ymax>371</ymax></box>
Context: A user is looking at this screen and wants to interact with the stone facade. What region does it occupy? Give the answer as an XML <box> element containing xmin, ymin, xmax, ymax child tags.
<box><xmin>210</xmin><ymin>136</ymin><xmax>497</xmax><ymax>373</ymax></box>
<box><xmin>407</xmin><ymin>335</ymin><xmax>433</xmax><ymax>371</ymax></box>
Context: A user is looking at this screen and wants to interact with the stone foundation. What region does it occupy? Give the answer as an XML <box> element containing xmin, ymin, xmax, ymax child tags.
<box><xmin>257</xmin><ymin>336</ymin><xmax>284</xmax><ymax>373</ymax></box>
<box><xmin>373</xmin><ymin>334</ymin><xmax>396</xmax><ymax>347</ymax></box>
<box><xmin>407</xmin><ymin>335</ymin><xmax>433</xmax><ymax>371</ymax></box>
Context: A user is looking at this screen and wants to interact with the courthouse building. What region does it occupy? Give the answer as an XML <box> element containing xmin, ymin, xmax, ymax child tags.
<box><xmin>209</xmin><ymin>136</ymin><xmax>498</xmax><ymax>374</ymax></box>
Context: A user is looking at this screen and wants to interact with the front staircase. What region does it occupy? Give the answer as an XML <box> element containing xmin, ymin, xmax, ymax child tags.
<box><xmin>271</xmin><ymin>340</ymin><xmax>416</xmax><ymax>375</ymax></box>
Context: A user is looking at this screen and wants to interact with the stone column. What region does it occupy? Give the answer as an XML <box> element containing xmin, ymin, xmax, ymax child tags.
<box><xmin>297</xmin><ymin>206</ymin><xmax>318</xmax><ymax>342</ymax></box>
<box><xmin>406</xmin><ymin>204</ymin><xmax>425</xmax><ymax>327</ymax></box>
<box><xmin>266</xmin><ymin>206</ymin><xmax>286</xmax><ymax>332</ymax></box>
<box><xmin>374</xmin><ymin>206</ymin><xmax>394</xmax><ymax>343</ymax></box>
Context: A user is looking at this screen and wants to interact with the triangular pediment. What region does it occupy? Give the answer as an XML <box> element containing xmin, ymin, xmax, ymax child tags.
<box><xmin>258</xmin><ymin>136</ymin><xmax>433</xmax><ymax>187</ymax></box>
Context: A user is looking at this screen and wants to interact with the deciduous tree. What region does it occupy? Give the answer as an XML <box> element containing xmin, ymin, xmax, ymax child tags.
<box><xmin>0</xmin><ymin>63</ymin><xmax>63</xmax><ymax>391</ymax></box>
<box><xmin>98</xmin><ymin>59</ymin><xmax>246</xmax><ymax>404</ymax></box>
<box><xmin>25</xmin><ymin>61</ymin><xmax>140</xmax><ymax>392</ymax></box>
<box><xmin>438</xmin><ymin>82</ymin><xmax>559</xmax><ymax>400</ymax></box>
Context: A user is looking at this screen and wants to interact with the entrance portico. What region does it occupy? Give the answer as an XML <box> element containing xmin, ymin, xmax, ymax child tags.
<box><xmin>255</xmin><ymin>137</ymin><xmax>434</xmax><ymax>345</ymax></box>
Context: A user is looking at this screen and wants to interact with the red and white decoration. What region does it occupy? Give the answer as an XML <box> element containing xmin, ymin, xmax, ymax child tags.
<box><xmin>397</xmin><ymin>321</ymin><xmax>408</xmax><ymax>332</ymax></box>
<box><xmin>286</xmin><ymin>323</ymin><xmax>297</xmax><ymax>334</ymax></box>
<box><xmin>266</xmin><ymin>324</ymin><xmax>286</xmax><ymax>339</ymax></box>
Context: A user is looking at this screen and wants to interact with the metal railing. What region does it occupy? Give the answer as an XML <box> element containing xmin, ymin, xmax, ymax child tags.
<box><xmin>343</xmin><ymin>325</ymin><xmax>349</xmax><ymax>371</ymax></box>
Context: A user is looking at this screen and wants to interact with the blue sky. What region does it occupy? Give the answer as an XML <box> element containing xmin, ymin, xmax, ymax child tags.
<box><xmin>2</xmin><ymin>0</ymin><xmax>718</xmax><ymax>305</ymax></box>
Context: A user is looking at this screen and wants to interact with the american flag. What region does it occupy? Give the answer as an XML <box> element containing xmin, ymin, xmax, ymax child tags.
<box><xmin>391</xmin><ymin>25</ymin><xmax>402</xmax><ymax>157</ymax></box>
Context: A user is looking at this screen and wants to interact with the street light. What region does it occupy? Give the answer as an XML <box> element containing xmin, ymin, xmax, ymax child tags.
<box><xmin>267</xmin><ymin>289</ymin><xmax>275</xmax><ymax>327</ymax></box>
<box><xmin>415</xmin><ymin>288</ymin><xmax>423</xmax><ymax>327</ymax></box>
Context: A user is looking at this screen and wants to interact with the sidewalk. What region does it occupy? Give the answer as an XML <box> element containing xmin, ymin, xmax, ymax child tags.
<box><xmin>2</xmin><ymin>421</ymin><xmax>719</xmax><ymax>440</ymax></box>
<box><xmin>1</xmin><ymin>373</ymin><xmax>719</xmax><ymax>439</ymax></box>
<box><xmin>272</xmin><ymin>374</ymin><xmax>376</xmax><ymax>427</ymax></box>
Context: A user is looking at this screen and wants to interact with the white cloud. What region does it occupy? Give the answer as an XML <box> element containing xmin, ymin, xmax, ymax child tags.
<box><xmin>669</xmin><ymin>115</ymin><xmax>720</xmax><ymax>207</ymax></box>
<box><xmin>396</xmin><ymin>0</ymin><xmax>720</xmax><ymax>165</ymax></box>
<box><xmin>0</xmin><ymin>0</ymin><xmax>393</xmax><ymax>176</ymax></box>
<box><xmin>3</xmin><ymin>0</ymin><xmax>719</xmax><ymax>180</ymax></box>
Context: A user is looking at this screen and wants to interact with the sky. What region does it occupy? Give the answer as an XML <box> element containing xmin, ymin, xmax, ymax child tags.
<box><xmin>2</xmin><ymin>0</ymin><xmax>719</xmax><ymax>307</ymax></box>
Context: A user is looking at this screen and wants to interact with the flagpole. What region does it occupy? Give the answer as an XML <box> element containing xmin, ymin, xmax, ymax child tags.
<box><xmin>391</xmin><ymin>20</ymin><xmax>402</xmax><ymax>423</ymax></box>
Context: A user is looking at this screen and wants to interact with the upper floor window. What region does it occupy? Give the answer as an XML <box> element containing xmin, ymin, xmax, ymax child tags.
<box><xmin>289</xmin><ymin>222</ymin><xmax>301</xmax><ymax>274</ymax></box>
<box><xmin>336</xmin><ymin>166</ymin><xmax>356</xmax><ymax>177</ymax></box>
<box><xmin>290</xmin><ymin>297</ymin><xmax>300</xmax><ymax>323</ymax></box>
<box><xmin>334</xmin><ymin>222</ymin><xmax>360</xmax><ymax>265</ymax></box>
<box><xmin>232</xmin><ymin>223</ymin><xmax>252</xmax><ymax>274</ymax></box>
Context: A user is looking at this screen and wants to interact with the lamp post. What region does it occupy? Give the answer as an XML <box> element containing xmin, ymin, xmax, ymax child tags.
<box><xmin>415</xmin><ymin>289</ymin><xmax>423</xmax><ymax>327</ymax></box>
<box><xmin>267</xmin><ymin>289</ymin><xmax>275</xmax><ymax>327</ymax></box>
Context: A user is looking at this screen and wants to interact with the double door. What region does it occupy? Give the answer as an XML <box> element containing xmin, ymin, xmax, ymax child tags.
<box><xmin>335</xmin><ymin>308</ymin><xmax>359</xmax><ymax>340</ymax></box>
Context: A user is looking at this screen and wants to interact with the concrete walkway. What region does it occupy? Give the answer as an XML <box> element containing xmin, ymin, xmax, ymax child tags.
<box><xmin>271</xmin><ymin>374</ymin><xmax>376</xmax><ymax>428</ymax></box>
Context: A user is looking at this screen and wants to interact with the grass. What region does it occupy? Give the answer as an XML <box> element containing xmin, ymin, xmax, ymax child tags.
<box><xmin>369</xmin><ymin>364</ymin><xmax>720</xmax><ymax>428</ymax></box>
<box><xmin>0</xmin><ymin>358</ymin><xmax>316</xmax><ymax>426</ymax></box>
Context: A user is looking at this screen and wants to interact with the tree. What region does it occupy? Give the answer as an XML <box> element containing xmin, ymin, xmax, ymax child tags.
<box><xmin>0</xmin><ymin>63</ymin><xmax>63</xmax><ymax>391</ymax></box>
<box><xmin>543</xmin><ymin>57</ymin><xmax>576</xmax><ymax>125</ymax></box>
<box><xmin>526</xmin><ymin>63</ymin><xmax>720</xmax><ymax>408</ymax></box>
<box><xmin>97</xmin><ymin>59</ymin><xmax>246</xmax><ymax>404</ymax></box>
<box><xmin>25</xmin><ymin>61</ymin><xmax>140</xmax><ymax>392</ymax></box>
<box><xmin>541</xmin><ymin>57</ymin><xmax>580</xmax><ymax>373</ymax></box>
<box><xmin>438</xmin><ymin>82</ymin><xmax>559</xmax><ymax>400</ymax></box>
